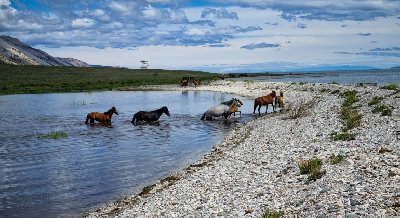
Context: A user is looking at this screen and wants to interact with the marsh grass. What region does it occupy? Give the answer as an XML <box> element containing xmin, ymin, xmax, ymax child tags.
<box><xmin>298</xmin><ymin>157</ymin><xmax>325</xmax><ymax>181</ymax></box>
<box><xmin>37</xmin><ymin>131</ymin><xmax>67</xmax><ymax>139</ymax></box>
<box><xmin>262</xmin><ymin>208</ymin><xmax>284</xmax><ymax>218</ymax></box>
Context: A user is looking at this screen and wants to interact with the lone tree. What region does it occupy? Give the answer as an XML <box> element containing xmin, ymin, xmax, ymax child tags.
<box><xmin>140</xmin><ymin>60</ymin><xmax>149</xmax><ymax>69</ymax></box>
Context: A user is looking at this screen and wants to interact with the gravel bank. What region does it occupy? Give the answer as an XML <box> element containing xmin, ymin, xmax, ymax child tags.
<box><xmin>87</xmin><ymin>81</ymin><xmax>399</xmax><ymax>217</ymax></box>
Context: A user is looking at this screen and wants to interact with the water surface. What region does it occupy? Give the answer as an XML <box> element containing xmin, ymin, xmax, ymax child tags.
<box><xmin>0</xmin><ymin>91</ymin><xmax>256</xmax><ymax>217</ymax></box>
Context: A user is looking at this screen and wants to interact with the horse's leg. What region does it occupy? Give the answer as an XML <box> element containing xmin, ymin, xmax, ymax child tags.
<box><xmin>90</xmin><ymin>118</ymin><xmax>95</xmax><ymax>123</ymax></box>
<box><xmin>201</xmin><ymin>113</ymin><xmax>206</xmax><ymax>120</ymax></box>
<box><xmin>265</xmin><ymin>104</ymin><xmax>268</xmax><ymax>114</ymax></box>
<box><xmin>85</xmin><ymin>115</ymin><xmax>89</xmax><ymax>123</ymax></box>
<box><xmin>258</xmin><ymin>105</ymin><xmax>261</xmax><ymax>115</ymax></box>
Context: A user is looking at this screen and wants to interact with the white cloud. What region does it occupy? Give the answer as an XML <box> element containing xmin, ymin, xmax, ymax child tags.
<box><xmin>71</xmin><ymin>18</ymin><xmax>96</xmax><ymax>28</ymax></box>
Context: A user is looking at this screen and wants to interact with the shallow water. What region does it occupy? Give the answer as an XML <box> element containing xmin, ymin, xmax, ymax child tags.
<box><xmin>0</xmin><ymin>90</ymin><xmax>263</xmax><ymax>217</ymax></box>
<box><xmin>236</xmin><ymin>69</ymin><xmax>400</xmax><ymax>84</ymax></box>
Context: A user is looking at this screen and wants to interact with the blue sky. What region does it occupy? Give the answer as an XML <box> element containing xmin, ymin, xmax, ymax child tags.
<box><xmin>1</xmin><ymin>0</ymin><xmax>399</xmax><ymax>72</ymax></box>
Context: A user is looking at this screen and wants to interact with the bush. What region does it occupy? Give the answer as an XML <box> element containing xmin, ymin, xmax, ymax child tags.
<box><xmin>381</xmin><ymin>84</ymin><xmax>398</xmax><ymax>91</ymax></box>
<box><xmin>298</xmin><ymin>157</ymin><xmax>325</xmax><ymax>181</ymax></box>
<box><xmin>329</xmin><ymin>154</ymin><xmax>346</xmax><ymax>164</ymax></box>
<box><xmin>285</xmin><ymin>97</ymin><xmax>316</xmax><ymax>119</ymax></box>
<box><xmin>262</xmin><ymin>208</ymin><xmax>284</xmax><ymax>218</ymax></box>
<box><xmin>372</xmin><ymin>104</ymin><xmax>393</xmax><ymax>116</ymax></box>
<box><xmin>330</xmin><ymin>131</ymin><xmax>356</xmax><ymax>141</ymax></box>
<box><xmin>368</xmin><ymin>96</ymin><xmax>383</xmax><ymax>106</ymax></box>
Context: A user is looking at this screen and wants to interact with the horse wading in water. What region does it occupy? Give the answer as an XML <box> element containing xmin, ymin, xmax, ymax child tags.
<box><xmin>222</xmin><ymin>98</ymin><xmax>243</xmax><ymax>118</ymax></box>
<box><xmin>253</xmin><ymin>90</ymin><xmax>276</xmax><ymax>115</ymax></box>
<box><xmin>201</xmin><ymin>98</ymin><xmax>241</xmax><ymax>121</ymax></box>
<box><xmin>131</xmin><ymin>106</ymin><xmax>170</xmax><ymax>124</ymax></box>
<box><xmin>85</xmin><ymin>106</ymin><xmax>119</xmax><ymax>124</ymax></box>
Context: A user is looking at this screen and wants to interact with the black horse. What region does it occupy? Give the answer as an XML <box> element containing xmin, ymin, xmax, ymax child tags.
<box><xmin>131</xmin><ymin>106</ymin><xmax>170</xmax><ymax>124</ymax></box>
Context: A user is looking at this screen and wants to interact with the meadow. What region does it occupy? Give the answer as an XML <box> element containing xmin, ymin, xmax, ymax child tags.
<box><xmin>0</xmin><ymin>64</ymin><xmax>220</xmax><ymax>94</ymax></box>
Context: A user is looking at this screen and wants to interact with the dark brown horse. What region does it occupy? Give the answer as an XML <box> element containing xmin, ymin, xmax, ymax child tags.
<box><xmin>85</xmin><ymin>106</ymin><xmax>119</xmax><ymax>123</ymax></box>
<box><xmin>253</xmin><ymin>90</ymin><xmax>276</xmax><ymax>115</ymax></box>
<box><xmin>193</xmin><ymin>79</ymin><xmax>201</xmax><ymax>88</ymax></box>
<box><xmin>275</xmin><ymin>91</ymin><xmax>284</xmax><ymax>108</ymax></box>
<box><xmin>131</xmin><ymin>106</ymin><xmax>170</xmax><ymax>124</ymax></box>
<box><xmin>180</xmin><ymin>78</ymin><xmax>188</xmax><ymax>87</ymax></box>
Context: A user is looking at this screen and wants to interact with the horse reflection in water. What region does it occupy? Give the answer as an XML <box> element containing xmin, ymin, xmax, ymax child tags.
<box><xmin>131</xmin><ymin>106</ymin><xmax>170</xmax><ymax>124</ymax></box>
<box><xmin>201</xmin><ymin>98</ymin><xmax>242</xmax><ymax>121</ymax></box>
<box><xmin>85</xmin><ymin>106</ymin><xmax>119</xmax><ymax>124</ymax></box>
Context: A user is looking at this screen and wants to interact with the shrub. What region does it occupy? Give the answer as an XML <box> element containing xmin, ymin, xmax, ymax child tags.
<box><xmin>262</xmin><ymin>208</ymin><xmax>284</xmax><ymax>218</ymax></box>
<box><xmin>330</xmin><ymin>131</ymin><xmax>356</xmax><ymax>141</ymax></box>
<box><xmin>298</xmin><ymin>157</ymin><xmax>325</xmax><ymax>181</ymax></box>
<box><xmin>329</xmin><ymin>154</ymin><xmax>346</xmax><ymax>164</ymax></box>
<box><xmin>368</xmin><ymin>96</ymin><xmax>383</xmax><ymax>106</ymax></box>
<box><xmin>285</xmin><ymin>97</ymin><xmax>316</xmax><ymax>119</ymax></box>
<box><xmin>381</xmin><ymin>84</ymin><xmax>398</xmax><ymax>91</ymax></box>
<box><xmin>372</xmin><ymin>105</ymin><xmax>393</xmax><ymax>116</ymax></box>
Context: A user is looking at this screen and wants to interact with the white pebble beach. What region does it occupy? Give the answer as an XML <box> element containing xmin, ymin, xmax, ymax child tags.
<box><xmin>86</xmin><ymin>80</ymin><xmax>399</xmax><ymax>217</ymax></box>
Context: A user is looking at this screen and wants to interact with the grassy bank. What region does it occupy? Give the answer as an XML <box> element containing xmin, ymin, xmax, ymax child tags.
<box><xmin>0</xmin><ymin>65</ymin><xmax>219</xmax><ymax>94</ymax></box>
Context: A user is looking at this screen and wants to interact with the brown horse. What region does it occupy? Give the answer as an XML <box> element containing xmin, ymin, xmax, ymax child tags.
<box><xmin>253</xmin><ymin>90</ymin><xmax>276</xmax><ymax>115</ymax></box>
<box><xmin>180</xmin><ymin>79</ymin><xmax>188</xmax><ymax>87</ymax></box>
<box><xmin>85</xmin><ymin>106</ymin><xmax>119</xmax><ymax>123</ymax></box>
<box><xmin>193</xmin><ymin>79</ymin><xmax>201</xmax><ymax>88</ymax></box>
<box><xmin>275</xmin><ymin>91</ymin><xmax>284</xmax><ymax>108</ymax></box>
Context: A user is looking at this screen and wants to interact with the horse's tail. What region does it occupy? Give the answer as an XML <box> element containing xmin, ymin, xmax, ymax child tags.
<box><xmin>201</xmin><ymin>112</ymin><xmax>206</xmax><ymax>120</ymax></box>
<box><xmin>253</xmin><ymin>100</ymin><xmax>258</xmax><ymax>114</ymax></box>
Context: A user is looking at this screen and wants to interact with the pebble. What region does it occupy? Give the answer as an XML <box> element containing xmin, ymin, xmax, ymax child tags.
<box><xmin>87</xmin><ymin>81</ymin><xmax>400</xmax><ymax>217</ymax></box>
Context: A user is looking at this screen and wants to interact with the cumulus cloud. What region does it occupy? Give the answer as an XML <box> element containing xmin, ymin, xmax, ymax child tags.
<box><xmin>71</xmin><ymin>18</ymin><xmax>96</xmax><ymax>28</ymax></box>
<box><xmin>208</xmin><ymin>0</ymin><xmax>400</xmax><ymax>21</ymax></box>
<box><xmin>201</xmin><ymin>8</ymin><xmax>238</xmax><ymax>19</ymax></box>
<box><xmin>241</xmin><ymin>43</ymin><xmax>281</xmax><ymax>50</ymax></box>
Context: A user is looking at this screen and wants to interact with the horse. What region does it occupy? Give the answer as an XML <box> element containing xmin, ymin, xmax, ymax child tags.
<box><xmin>131</xmin><ymin>106</ymin><xmax>170</xmax><ymax>124</ymax></box>
<box><xmin>180</xmin><ymin>79</ymin><xmax>188</xmax><ymax>87</ymax></box>
<box><xmin>85</xmin><ymin>106</ymin><xmax>119</xmax><ymax>124</ymax></box>
<box><xmin>222</xmin><ymin>98</ymin><xmax>243</xmax><ymax>118</ymax></box>
<box><xmin>253</xmin><ymin>90</ymin><xmax>276</xmax><ymax>115</ymax></box>
<box><xmin>201</xmin><ymin>98</ymin><xmax>241</xmax><ymax>121</ymax></box>
<box><xmin>275</xmin><ymin>91</ymin><xmax>284</xmax><ymax>108</ymax></box>
<box><xmin>193</xmin><ymin>79</ymin><xmax>201</xmax><ymax>88</ymax></box>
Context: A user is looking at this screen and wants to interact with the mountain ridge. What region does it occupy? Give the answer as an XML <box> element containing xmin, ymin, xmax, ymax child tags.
<box><xmin>0</xmin><ymin>35</ymin><xmax>91</xmax><ymax>67</ymax></box>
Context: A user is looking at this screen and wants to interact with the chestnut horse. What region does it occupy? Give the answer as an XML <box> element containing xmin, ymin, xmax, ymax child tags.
<box><xmin>193</xmin><ymin>79</ymin><xmax>201</xmax><ymax>88</ymax></box>
<box><xmin>253</xmin><ymin>90</ymin><xmax>276</xmax><ymax>115</ymax></box>
<box><xmin>85</xmin><ymin>106</ymin><xmax>119</xmax><ymax>123</ymax></box>
<box><xmin>180</xmin><ymin>79</ymin><xmax>188</xmax><ymax>87</ymax></box>
<box><xmin>275</xmin><ymin>91</ymin><xmax>284</xmax><ymax>108</ymax></box>
<box><xmin>131</xmin><ymin>106</ymin><xmax>170</xmax><ymax>124</ymax></box>
<box><xmin>222</xmin><ymin>98</ymin><xmax>243</xmax><ymax>118</ymax></box>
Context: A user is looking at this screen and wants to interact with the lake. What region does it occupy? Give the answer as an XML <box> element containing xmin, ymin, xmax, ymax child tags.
<box><xmin>0</xmin><ymin>91</ymin><xmax>258</xmax><ymax>217</ymax></box>
<box><xmin>235</xmin><ymin>69</ymin><xmax>400</xmax><ymax>84</ymax></box>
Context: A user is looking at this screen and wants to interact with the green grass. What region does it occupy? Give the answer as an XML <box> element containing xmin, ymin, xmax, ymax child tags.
<box><xmin>330</xmin><ymin>131</ymin><xmax>356</xmax><ymax>141</ymax></box>
<box><xmin>0</xmin><ymin>64</ymin><xmax>219</xmax><ymax>94</ymax></box>
<box><xmin>329</xmin><ymin>154</ymin><xmax>346</xmax><ymax>164</ymax></box>
<box><xmin>368</xmin><ymin>96</ymin><xmax>383</xmax><ymax>106</ymax></box>
<box><xmin>381</xmin><ymin>84</ymin><xmax>398</xmax><ymax>91</ymax></box>
<box><xmin>262</xmin><ymin>208</ymin><xmax>284</xmax><ymax>218</ymax></box>
<box><xmin>37</xmin><ymin>131</ymin><xmax>67</xmax><ymax>139</ymax></box>
<box><xmin>298</xmin><ymin>157</ymin><xmax>325</xmax><ymax>181</ymax></box>
<box><xmin>339</xmin><ymin>90</ymin><xmax>362</xmax><ymax>132</ymax></box>
<box><xmin>372</xmin><ymin>104</ymin><xmax>393</xmax><ymax>116</ymax></box>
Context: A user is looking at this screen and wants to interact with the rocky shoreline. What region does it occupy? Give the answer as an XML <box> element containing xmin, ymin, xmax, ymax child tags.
<box><xmin>87</xmin><ymin>81</ymin><xmax>399</xmax><ymax>217</ymax></box>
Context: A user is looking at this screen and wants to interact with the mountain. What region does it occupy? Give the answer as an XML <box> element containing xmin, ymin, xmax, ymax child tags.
<box><xmin>0</xmin><ymin>35</ymin><xmax>91</xmax><ymax>67</ymax></box>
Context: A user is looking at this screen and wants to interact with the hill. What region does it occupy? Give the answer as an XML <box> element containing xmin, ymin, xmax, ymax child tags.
<box><xmin>0</xmin><ymin>35</ymin><xmax>90</xmax><ymax>67</ymax></box>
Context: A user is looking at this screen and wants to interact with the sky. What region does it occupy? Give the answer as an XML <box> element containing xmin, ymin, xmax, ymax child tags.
<box><xmin>1</xmin><ymin>0</ymin><xmax>399</xmax><ymax>72</ymax></box>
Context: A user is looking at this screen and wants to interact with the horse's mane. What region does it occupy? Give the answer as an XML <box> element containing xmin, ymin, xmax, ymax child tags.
<box><xmin>104</xmin><ymin>109</ymin><xmax>112</xmax><ymax>115</ymax></box>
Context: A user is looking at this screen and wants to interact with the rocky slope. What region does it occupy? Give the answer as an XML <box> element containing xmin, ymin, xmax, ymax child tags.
<box><xmin>0</xmin><ymin>35</ymin><xmax>90</xmax><ymax>67</ymax></box>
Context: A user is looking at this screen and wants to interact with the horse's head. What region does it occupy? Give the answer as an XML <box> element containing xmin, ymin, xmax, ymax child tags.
<box><xmin>161</xmin><ymin>106</ymin><xmax>170</xmax><ymax>116</ymax></box>
<box><xmin>235</xmin><ymin>98</ymin><xmax>243</xmax><ymax>106</ymax></box>
<box><xmin>271</xmin><ymin>90</ymin><xmax>276</xmax><ymax>97</ymax></box>
<box><xmin>111</xmin><ymin>106</ymin><xmax>119</xmax><ymax>115</ymax></box>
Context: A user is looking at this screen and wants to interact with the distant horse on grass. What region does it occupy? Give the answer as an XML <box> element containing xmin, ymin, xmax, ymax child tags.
<box><xmin>180</xmin><ymin>78</ymin><xmax>188</xmax><ymax>87</ymax></box>
<box><xmin>85</xmin><ymin>106</ymin><xmax>119</xmax><ymax>124</ymax></box>
<box><xmin>131</xmin><ymin>106</ymin><xmax>170</xmax><ymax>124</ymax></box>
<box><xmin>253</xmin><ymin>90</ymin><xmax>276</xmax><ymax>115</ymax></box>
<box><xmin>201</xmin><ymin>98</ymin><xmax>241</xmax><ymax>121</ymax></box>
<box><xmin>193</xmin><ymin>79</ymin><xmax>201</xmax><ymax>88</ymax></box>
